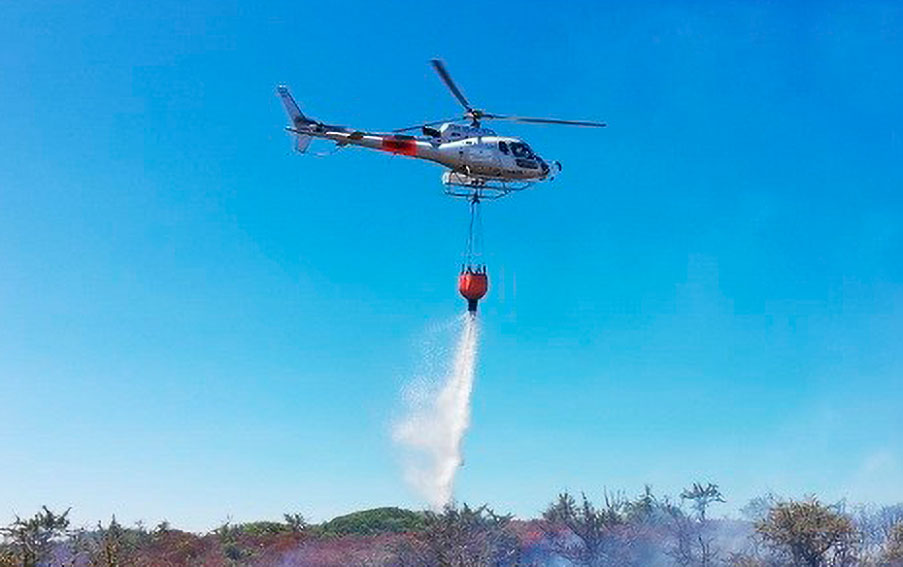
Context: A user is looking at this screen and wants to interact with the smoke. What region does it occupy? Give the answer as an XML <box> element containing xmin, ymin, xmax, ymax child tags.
<box><xmin>394</xmin><ymin>313</ymin><xmax>480</xmax><ymax>509</ymax></box>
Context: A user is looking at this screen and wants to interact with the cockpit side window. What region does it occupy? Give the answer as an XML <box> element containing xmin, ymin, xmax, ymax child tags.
<box><xmin>498</xmin><ymin>141</ymin><xmax>509</xmax><ymax>154</ymax></box>
<box><xmin>510</xmin><ymin>142</ymin><xmax>533</xmax><ymax>158</ymax></box>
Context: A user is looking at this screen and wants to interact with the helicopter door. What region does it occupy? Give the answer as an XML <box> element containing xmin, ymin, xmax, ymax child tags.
<box><xmin>463</xmin><ymin>142</ymin><xmax>501</xmax><ymax>173</ymax></box>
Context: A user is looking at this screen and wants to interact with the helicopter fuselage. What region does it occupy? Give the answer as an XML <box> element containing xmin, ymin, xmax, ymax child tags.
<box><xmin>277</xmin><ymin>58</ymin><xmax>602</xmax><ymax>192</ymax></box>
<box><xmin>292</xmin><ymin>122</ymin><xmax>555</xmax><ymax>183</ymax></box>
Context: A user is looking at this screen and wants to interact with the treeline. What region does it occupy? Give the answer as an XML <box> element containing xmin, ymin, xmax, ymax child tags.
<box><xmin>2</xmin><ymin>485</ymin><xmax>903</xmax><ymax>567</ymax></box>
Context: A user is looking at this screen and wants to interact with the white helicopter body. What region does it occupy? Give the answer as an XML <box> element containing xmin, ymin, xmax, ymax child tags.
<box><xmin>278</xmin><ymin>60</ymin><xmax>604</xmax><ymax>196</ymax></box>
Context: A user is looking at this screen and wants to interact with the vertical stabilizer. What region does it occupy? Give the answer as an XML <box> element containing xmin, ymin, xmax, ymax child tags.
<box><xmin>277</xmin><ymin>85</ymin><xmax>313</xmax><ymax>153</ymax></box>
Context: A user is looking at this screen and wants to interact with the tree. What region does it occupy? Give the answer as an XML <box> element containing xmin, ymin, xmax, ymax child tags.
<box><xmin>233</xmin><ymin>521</ymin><xmax>289</xmax><ymax>536</ymax></box>
<box><xmin>664</xmin><ymin>499</ymin><xmax>697</xmax><ymax>567</ymax></box>
<box><xmin>755</xmin><ymin>497</ymin><xmax>858</xmax><ymax>567</ymax></box>
<box><xmin>681</xmin><ymin>483</ymin><xmax>726</xmax><ymax>523</ymax></box>
<box><xmin>741</xmin><ymin>494</ymin><xmax>781</xmax><ymax>524</ymax></box>
<box><xmin>79</xmin><ymin>516</ymin><xmax>134</xmax><ymax>567</ymax></box>
<box><xmin>625</xmin><ymin>485</ymin><xmax>661</xmax><ymax>525</ymax></box>
<box><xmin>0</xmin><ymin>507</ymin><xmax>70</xmax><ymax>567</ymax></box>
<box><xmin>884</xmin><ymin>522</ymin><xmax>903</xmax><ymax>567</ymax></box>
<box><xmin>321</xmin><ymin>508</ymin><xmax>423</xmax><ymax>536</ymax></box>
<box><xmin>622</xmin><ymin>486</ymin><xmax>672</xmax><ymax>566</ymax></box>
<box><xmin>663</xmin><ymin>483</ymin><xmax>726</xmax><ymax>567</ymax></box>
<box><xmin>214</xmin><ymin>519</ymin><xmax>249</xmax><ymax>566</ymax></box>
<box><xmin>663</xmin><ymin>498</ymin><xmax>721</xmax><ymax>567</ymax></box>
<box><xmin>153</xmin><ymin>520</ymin><xmax>171</xmax><ymax>535</ymax></box>
<box><xmin>854</xmin><ymin>504</ymin><xmax>903</xmax><ymax>566</ymax></box>
<box><xmin>542</xmin><ymin>491</ymin><xmax>637</xmax><ymax>567</ymax></box>
<box><xmin>396</xmin><ymin>503</ymin><xmax>518</xmax><ymax>567</ymax></box>
<box><xmin>284</xmin><ymin>513</ymin><xmax>308</xmax><ymax>533</ymax></box>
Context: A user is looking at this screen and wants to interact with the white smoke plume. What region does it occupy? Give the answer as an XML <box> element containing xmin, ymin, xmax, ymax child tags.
<box><xmin>394</xmin><ymin>314</ymin><xmax>480</xmax><ymax>509</ymax></box>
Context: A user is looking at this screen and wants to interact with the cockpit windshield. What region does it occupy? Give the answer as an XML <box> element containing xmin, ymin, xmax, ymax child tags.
<box><xmin>509</xmin><ymin>142</ymin><xmax>534</xmax><ymax>159</ymax></box>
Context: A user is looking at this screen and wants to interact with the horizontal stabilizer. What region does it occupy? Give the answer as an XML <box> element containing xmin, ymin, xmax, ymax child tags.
<box><xmin>295</xmin><ymin>134</ymin><xmax>312</xmax><ymax>153</ymax></box>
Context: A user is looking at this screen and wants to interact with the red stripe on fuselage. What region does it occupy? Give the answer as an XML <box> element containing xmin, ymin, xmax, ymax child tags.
<box><xmin>380</xmin><ymin>137</ymin><xmax>418</xmax><ymax>156</ymax></box>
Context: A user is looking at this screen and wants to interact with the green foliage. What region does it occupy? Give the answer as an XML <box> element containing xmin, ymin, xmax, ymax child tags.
<box><xmin>725</xmin><ymin>552</ymin><xmax>767</xmax><ymax>567</ymax></box>
<box><xmin>885</xmin><ymin>522</ymin><xmax>903</xmax><ymax>566</ymax></box>
<box><xmin>234</xmin><ymin>521</ymin><xmax>290</xmax><ymax>536</ymax></box>
<box><xmin>397</xmin><ymin>503</ymin><xmax>518</xmax><ymax>567</ymax></box>
<box><xmin>153</xmin><ymin>521</ymin><xmax>171</xmax><ymax>535</ymax></box>
<box><xmin>680</xmin><ymin>482</ymin><xmax>726</xmax><ymax>522</ymax></box>
<box><xmin>4</xmin><ymin>493</ymin><xmax>903</xmax><ymax>567</ymax></box>
<box><xmin>78</xmin><ymin>516</ymin><xmax>136</xmax><ymax>567</ymax></box>
<box><xmin>741</xmin><ymin>493</ymin><xmax>781</xmax><ymax>523</ymax></box>
<box><xmin>542</xmin><ymin>491</ymin><xmax>633</xmax><ymax>567</ymax></box>
<box><xmin>214</xmin><ymin>520</ymin><xmax>250</xmax><ymax>566</ymax></box>
<box><xmin>213</xmin><ymin>518</ymin><xmax>301</xmax><ymax>539</ymax></box>
<box><xmin>625</xmin><ymin>485</ymin><xmax>661</xmax><ymax>524</ymax></box>
<box><xmin>755</xmin><ymin>497</ymin><xmax>858</xmax><ymax>567</ymax></box>
<box><xmin>0</xmin><ymin>506</ymin><xmax>70</xmax><ymax>567</ymax></box>
<box><xmin>211</xmin><ymin>517</ymin><xmax>303</xmax><ymax>565</ymax></box>
<box><xmin>663</xmin><ymin>482</ymin><xmax>727</xmax><ymax>567</ymax></box>
<box><xmin>320</xmin><ymin>507</ymin><xmax>425</xmax><ymax>536</ymax></box>
<box><xmin>283</xmin><ymin>513</ymin><xmax>308</xmax><ymax>533</ymax></box>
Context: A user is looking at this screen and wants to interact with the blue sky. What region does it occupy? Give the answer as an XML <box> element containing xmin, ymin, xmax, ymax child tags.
<box><xmin>1</xmin><ymin>1</ymin><xmax>902</xmax><ymax>530</ymax></box>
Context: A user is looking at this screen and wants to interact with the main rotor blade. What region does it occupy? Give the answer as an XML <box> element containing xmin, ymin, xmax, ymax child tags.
<box><xmin>393</xmin><ymin>118</ymin><xmax>459</xmax><ymax>133</ymax></box>
<box><xmin>431</xmin><ymin>59</ymin><xmax>473</xmax><ymax>112</ymax></box>
<box><xmin>484</xmin><ymin>114</ymin><xmax>607</xmax><ymax>128</ymax></box>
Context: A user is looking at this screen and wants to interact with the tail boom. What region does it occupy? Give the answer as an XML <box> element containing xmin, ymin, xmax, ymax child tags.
<box><xmin>276</xmin><ymin>85</ymin><xmax>443</xmax><ymax>163</ymax></box>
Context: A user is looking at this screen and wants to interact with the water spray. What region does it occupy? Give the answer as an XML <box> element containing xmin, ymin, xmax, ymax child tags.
<box><xmin>394</xmin><ymin>193</ymin><xmax>489</xmax><ymax>508</ymax></box>
<box><xmin>394</xmin><ymin>314</ymin><xmax>480</xmax><ymax>508</ymax></box>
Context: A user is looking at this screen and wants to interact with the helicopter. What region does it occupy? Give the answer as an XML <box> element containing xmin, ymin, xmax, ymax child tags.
<box><xmin>277</xmin><ymin>60</ymin><xmax>606</xmax><ymax>198</ymax></box>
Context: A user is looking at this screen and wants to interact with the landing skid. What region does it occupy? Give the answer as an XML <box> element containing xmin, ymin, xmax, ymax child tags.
<box><xmin>442</xmin><ymin>171</ymin><xmax>533</xmax><ymax>200</ymax></box>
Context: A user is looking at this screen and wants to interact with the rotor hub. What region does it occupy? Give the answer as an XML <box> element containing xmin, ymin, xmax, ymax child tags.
<box><xmin>466</xmin><ymin>109</ymin><xmax>485</xmax><ymax>127</ymax></box>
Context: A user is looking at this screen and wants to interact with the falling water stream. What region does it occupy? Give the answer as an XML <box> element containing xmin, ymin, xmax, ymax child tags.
<box><xmin>394</xmin><ymin>313</ymin><xmax>480</xmax><ymax>508</ymax></box>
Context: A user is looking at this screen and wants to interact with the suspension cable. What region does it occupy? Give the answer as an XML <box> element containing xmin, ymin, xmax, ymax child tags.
<box><xmin>464</xmin><ymin>192</ymin><xmax>483</xmax><ymax>268</ymax></box>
